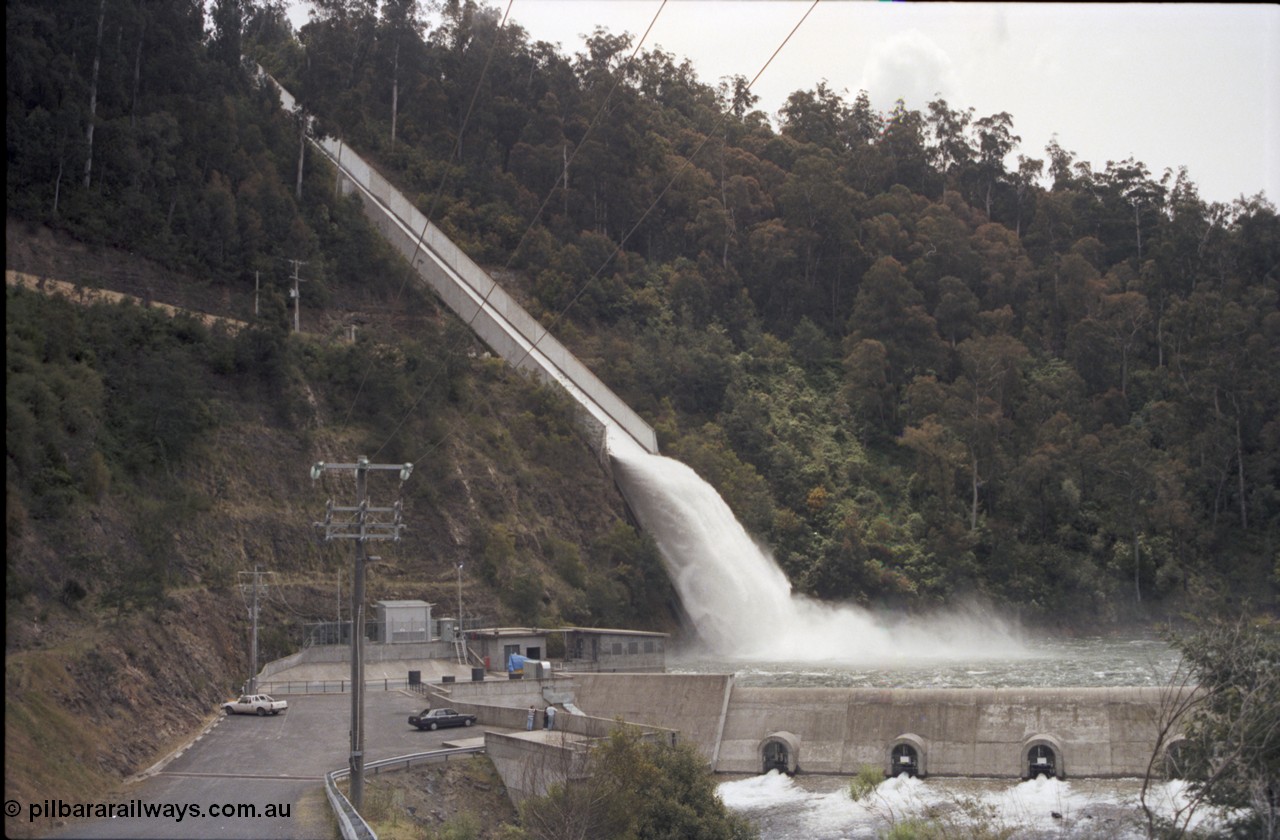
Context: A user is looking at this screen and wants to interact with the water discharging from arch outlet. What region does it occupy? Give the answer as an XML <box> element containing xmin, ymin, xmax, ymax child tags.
<box><xmin>607</xmin><ymin>431</ymin><xmax>1027</xmax><ymax>662</ymax></box>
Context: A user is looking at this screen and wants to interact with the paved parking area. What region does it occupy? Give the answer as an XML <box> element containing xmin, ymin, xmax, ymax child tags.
<box><xmin>52</xmin><ymin>691</ymin><xmax>506</xmax><ymax>839</ymax></box>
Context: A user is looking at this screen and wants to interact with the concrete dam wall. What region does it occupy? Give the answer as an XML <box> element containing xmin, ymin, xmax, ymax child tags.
<box><xmin>572</xmin><ymin>674</ymin><xmax>1166</xmax><ymax>779</ymax></box>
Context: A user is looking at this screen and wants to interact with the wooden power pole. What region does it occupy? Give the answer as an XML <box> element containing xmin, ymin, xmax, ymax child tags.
<box><xmin>311</xmin><ymin>457</ymin><xmax>412</xmax><ymax>812</ymax></box>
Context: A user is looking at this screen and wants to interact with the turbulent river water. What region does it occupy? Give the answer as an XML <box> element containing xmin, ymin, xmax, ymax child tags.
<box><xmin>669</xmin><ymin>632</ymin><xmax>1182</xmax><ymax>689</ymax></box>
<box><xmin>671</xmin><ymin>635</ymin><xmax>1213</xmax><ymax>839</ymax></box>
<box><xmin>715</xmin><ymin>771</ymin><xmax>1229</xmax><ymax>840</ymax></box>
<box><xmin>672</xmin><ymin>638</ymin><xmax>1201</xmax><ymax>838</ymax></box>
<box><xmin>605</xmin><ymin>432</ymin><xmax>1212</xmax><ymax>837</ymax></box>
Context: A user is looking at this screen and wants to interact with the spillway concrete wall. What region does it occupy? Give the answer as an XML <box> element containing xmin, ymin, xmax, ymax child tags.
<box><xmin>569</xmin><ymin>674</ymin><xmax>1167</xmax><ymax>779</ymax></box>
<box><xmin>719</xmin><ymin>685</ymin><xmax>1163</xmax><ymax>778</ymax></box>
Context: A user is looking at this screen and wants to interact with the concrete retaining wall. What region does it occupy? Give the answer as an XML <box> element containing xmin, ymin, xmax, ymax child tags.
<box><xmin>436</xmin><ymin>681</ymin><xmax>677</xmax><ymax>744</ymax></box>
<box><xmin>486</xmin><ymin>731</ymin><xmax>593</xmax><ymax>803</ymax></box>
<box><xmin>443</xmin><ymin>675</ymin><xmax>568</xmax><ymax>708</ymax></box>
<box><xmin>288</xmin><ymin>642</ymin><xmax>456</xmax><ymax>664</ymax></box>
<box><xmin>571</xmin><ymin>673</ymin><xmax>735</xmax><ymax>765</ymax></box>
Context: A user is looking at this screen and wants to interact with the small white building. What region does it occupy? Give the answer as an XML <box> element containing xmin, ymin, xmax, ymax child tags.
<box><xmin>374</xmin><ymin>599</ymin><xmax>432</xmax><ymax>643</ymax></box>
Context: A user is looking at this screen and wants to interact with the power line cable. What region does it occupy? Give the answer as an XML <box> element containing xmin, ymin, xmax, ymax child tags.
<box><xmin>530</xmin><ymin>0</ymin><xmax>820</xmax><ymax>357</ymax></box>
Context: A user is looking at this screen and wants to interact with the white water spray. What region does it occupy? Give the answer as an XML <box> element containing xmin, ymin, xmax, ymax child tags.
<box><xmin>608</xmin><ymin>431</ymin><xmax>1026</xmax><ymax>663</ymax></box>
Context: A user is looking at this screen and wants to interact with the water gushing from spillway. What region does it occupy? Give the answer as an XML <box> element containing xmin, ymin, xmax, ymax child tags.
<box><xmin>607</xmin><ymin>430</ymin><xmax>1027</xmax><ymax>662</ymax></box>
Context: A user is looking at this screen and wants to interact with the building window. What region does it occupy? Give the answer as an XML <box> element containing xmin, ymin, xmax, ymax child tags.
<box><xmin>628</xmin><ymin>641</ymin><xmax>638</xmax><ymax>654</ymax></box>
<box><xmin>611</xmin><ymin>642</ymin><xmax>623</xmax><ymax>655</ymax></box>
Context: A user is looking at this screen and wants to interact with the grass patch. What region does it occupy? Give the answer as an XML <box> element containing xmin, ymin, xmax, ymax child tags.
<box><xmin>5</xmin><ymin>649</ymin><xmax>117</xmax><ymax>838</ymax></box>
<box><xmin>848</xmin><ymin>764</ymin><xmax>883</xmax><ymax>802</ymax></box>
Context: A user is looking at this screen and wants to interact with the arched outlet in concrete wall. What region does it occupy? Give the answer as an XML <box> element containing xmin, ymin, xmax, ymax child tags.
<box><xmin>886</xmin><ymin>733</ymin><xmax>928</xmax><ymax>778</ymax></box>
<box><xmin>759</xmin><ymin>731</ymin><xmax>801</xmax><ymax>775</ymax></box>
<box><xmin>1022</xmin><ymin>733</ymin><xmax>1066</xmax><ymax>779</ymax></box>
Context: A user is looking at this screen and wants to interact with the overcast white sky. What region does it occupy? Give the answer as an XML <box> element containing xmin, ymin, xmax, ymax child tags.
<box><xmin>289</xmin><ymin>2</ymin><xmax>1279</xmax><ymax>206</ymax></box>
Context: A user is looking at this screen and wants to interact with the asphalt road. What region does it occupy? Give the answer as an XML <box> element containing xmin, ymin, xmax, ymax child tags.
<box><xmin>47</xmin><ymin>690</ymin><xmax>484</xmax><ymax>839</ymax></box>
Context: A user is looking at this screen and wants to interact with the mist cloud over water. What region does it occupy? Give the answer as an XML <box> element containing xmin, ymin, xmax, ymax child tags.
<box><xmin>608</xmin><ymin>432</ymin><xmax>1026</xmax><ymax>663</ymax></box>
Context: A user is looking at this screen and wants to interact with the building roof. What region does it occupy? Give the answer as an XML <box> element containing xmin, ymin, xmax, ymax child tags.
<box><xmin>375</xmin><ymin>599</ymin><xmax>431</xmax><ymax>608</ymax></box>
<box><xmin>469</xmin><ymin>627</ymin><xmax>548</xmax><ymax>638</ymax></box>
<box><xmin>561</xmin><ymin>627</ymin><xmax>670</xmax><ymax>638</ymax></box>
<box><xmin>468</xmin><ymin>626</ymin><xmax>669</xmax><ymax>639</ymax></box>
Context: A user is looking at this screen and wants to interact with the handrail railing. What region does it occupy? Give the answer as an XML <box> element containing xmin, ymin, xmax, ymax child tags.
<box><xmin>257</xmin><ymin>676</ymin><xmax>459</xmax><ymax>695</ymax></box>
<box><xmin>326</xmin><ymin>746</ymin><xmax>487</xmax><ymax>840</ymax></box>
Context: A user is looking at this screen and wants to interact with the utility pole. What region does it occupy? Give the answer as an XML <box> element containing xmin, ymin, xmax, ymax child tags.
<box><xmin>311</xmin><ymin>457</ymin><xmax>412</xmax><ymax>813</ymax></box>
<box><xmin>284</xmin><ymin>258</ymin><xmax>307</xmax><ymax>333</ymax></box>
<box><xmin>238</xmin><ymin>567</ymin><xmax>270</xmax><ymax>693</ymax></box>
<box><xmin>456</xmin><ymin>562</ymin><xmax>465</xmax><ymax>664</ymax></box>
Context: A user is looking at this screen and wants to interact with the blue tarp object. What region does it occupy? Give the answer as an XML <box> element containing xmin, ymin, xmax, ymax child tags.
<box><xmin>507</xmin><ymin>653</ymin><xmax>529</xmax><ymax>673</ymax></box>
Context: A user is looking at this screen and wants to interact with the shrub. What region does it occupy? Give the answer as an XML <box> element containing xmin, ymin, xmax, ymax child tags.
<box><xmin>848</xmin><ymin>764</ymin><xmax>883</xmax><ymax>802</ymax></box>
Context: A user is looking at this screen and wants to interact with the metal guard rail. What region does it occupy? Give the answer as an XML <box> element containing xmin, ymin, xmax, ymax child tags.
<box><xmin>326</xmin><ymin>746</ymin><xmax>486</xmax><ymax>840</ymax></box>
<box><xmin>257</xmin><ymin>677</ymin><xmax>418</xmax><ymax>695</ymax></box>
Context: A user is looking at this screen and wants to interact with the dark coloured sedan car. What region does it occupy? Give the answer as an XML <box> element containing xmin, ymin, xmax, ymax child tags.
<box><xmin>408</xmin><ymin>707</ymin><xmax>476</xmax><ymax>730</ymax></box>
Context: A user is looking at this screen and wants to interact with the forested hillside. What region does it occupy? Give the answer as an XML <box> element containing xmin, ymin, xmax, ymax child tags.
<box><xmin>8</xmin><ymin>0</ymin><xmax>1278</xmax><ymax>627</ymax></box>
<box><xmin>251</xmin><ymin>0</ymin><xmax>1278</xmax><ymax>618</ymax></box>
<box><xmin>6</xmin><ymin>0</ymin><xmax>671</xmax><ymax>821</ymax></box>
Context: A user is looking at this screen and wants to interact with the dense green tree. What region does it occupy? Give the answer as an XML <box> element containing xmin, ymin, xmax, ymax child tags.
<box><xmin>847</xmin><ymin>256</ymin><xmax>947</xmax><ymax>388</ymax></box>
<box><xmin>925</xmin><ymin>96</ymin><xmax>974</xmax><ymax>192</ymax></box>
<box><xmin>879</xmin><ymin>99</ymin><xmax>931</xmax><ymax>194</ymax></box>
<box><xmin>1143</xmin><ymin>616</ymin><xmax>1279</xmax><ymax>839</ymax></box>
<box><xmin>514</xmin><ymin>726</ymin><xmax>757</xmax><ymax>840</ymax></box>
<box><xmin>970</xmin><ymin>111</ymin><xmax>1019</xmax><ymax>219</ymax></box>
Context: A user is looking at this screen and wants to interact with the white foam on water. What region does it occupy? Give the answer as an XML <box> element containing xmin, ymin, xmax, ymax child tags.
<box><xmin>716</xmin><ymin>774</ymin><xmax>1246</xmax><ymax>839</ymax></box>
<box><xmin>716</xmin><ymin>771</ymin><xmax>807</xmax><ymax>810</ymax></box>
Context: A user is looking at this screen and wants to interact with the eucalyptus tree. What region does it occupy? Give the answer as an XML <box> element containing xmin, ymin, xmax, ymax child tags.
<box><xmin>1141</xmin><ymin>616</ymin><xmax>1279</xmax><ymax>840</ymax></box>
<box><xmin>846</xmin><ymin>256</ymin><xmax>948</xmax><ymax>394</ymax></box>
<box><xmin>778</xmin><ymin>80</ymin><xmax>850</xmax><ymax>153</ymax></box>
<box><xmin>775</xmin><ymin>148</ymin><xmax>860</xmax><ymax>330</ymax></box>
<box><xmin>379</xmin><ymin>0</ymin><xmax>425</xmax><ymax>147</ymax></box>
<box><xmin>971</xmin><ymin>110</ymin><xmax>1020</xmax><ymax>220</ymax></box>
<box><xmin>879</xmin><ymin>99</ymin><xmax>930</xmax><ymax>195</ymax></box>
<box><xmin>925</xmin><ymin>96</ymin><xmax>974</xmax><ymax>193</ymax></box>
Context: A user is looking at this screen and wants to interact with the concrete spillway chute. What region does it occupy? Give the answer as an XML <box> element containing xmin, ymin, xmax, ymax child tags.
<box><xmin>256</xmin><ymin>68</ymin><xmax>658</xmax><ymax>465</ymax></box>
